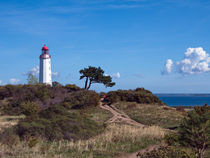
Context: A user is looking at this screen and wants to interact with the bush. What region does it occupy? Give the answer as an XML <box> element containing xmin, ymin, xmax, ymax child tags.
<box><xmin>1</xmin><ymin>84</ymin><xmax>68</xmax><ymax>115</ymax></box>
<box><xmin>178</xmin><ymin>104</ymin><xmax>210</xmax><ymax>158</ymax></box>
<box><xmin>20</xmin><ymin>101</ymin><xmax>41</xmax><ymax>116</ymax></box>
<box><xmin>0</xmin><ymin>84</ymin><xmax>103</xmax><ymax>143</ymax></box>
<box><xmin>104</xmin><ymin>88</ymin><xmax>164</xmax><ymax>105</ymax></box>
<box><xmin>164</xmin><ymin>134</ymin><xmax>179</xmax><ymax>146</ymax></box>
<box><xmin>17</xmin><ymin>105</ymin><xmax>103</xmax><ymax>141</ymax></box>
<box><xmin>63</xmin><ymin>90</ymin><xmax>100</xmax><ymax>109</ymax></box>
<box><xmin>64</xmin><ymin>84</ymin><xmax>81</xmax><ymax>92</ymax></box>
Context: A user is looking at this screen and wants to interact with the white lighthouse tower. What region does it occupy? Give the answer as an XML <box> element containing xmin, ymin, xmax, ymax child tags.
<box><xmin>39</xmin><ymin>45</ymin><xmax>52</xmax><ymax>86</ymax></box>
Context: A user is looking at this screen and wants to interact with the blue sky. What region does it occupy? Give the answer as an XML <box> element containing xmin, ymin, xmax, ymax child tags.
<box><xmin>1</xmin><ymin>0</ymin><xmax>210</xmax><ymax>93</ymax></box>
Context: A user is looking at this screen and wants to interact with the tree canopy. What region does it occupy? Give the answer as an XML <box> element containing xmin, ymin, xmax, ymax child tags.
<box><xmin>79</xmin><ymin>66</ymin><xmax>115</xmax><ymax>90</ymax></box>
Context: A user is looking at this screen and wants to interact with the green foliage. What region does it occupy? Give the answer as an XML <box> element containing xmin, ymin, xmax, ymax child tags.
<box><xmin>64</xmin><ymin>84</ymin><xmax>81</xmax><ymax>91</ymax></box>
<box><xmin>164</xmin><ymin>134</ymin><xmax>180</xmax><ymax>146</ymax></box>
<box><xmin>17</xmin><ymin>105</ymin><xmax>104</xmax><ymax>141</ymax></box>
<box><xmin>63</xmin><ymin>90</ymin><xmax>100</xmax><ymax>109</ymax></box>
<box><xmin>137</xmin><ymin>146</ymin><xmax>193</xmax><ymax>158</ymax></box>
<box><xmin>27</xmin><ymin>73</ymin><xmax>38</xmax><ymax>85</ymax></box>
<box><xmin>20</xmin><ymin>101</ymin><xmax>41</xmax><ymax>116</ymax></box>
<box><xmin>178</xmin><ymin>105</ymin><xmax>210</xmax><ymax>158</ymax></box>
<box><xmin>0</xmin><ymin>84</ymin><xmax>67</xmax><ymax>115</ymax></box>
<box><xmin>105</xmin><ymin>88</ymin><xmax>164</xmax><ymax>105</ymax></box>
<box><xmin>28</xmin><ymin>136</ymin><xmax>40</xmax><ymax>148</ymax></box>
<box><xmin>79</xmin><ymin>66</ymin><xmax>115</xmax><ymax>90</ymax></box>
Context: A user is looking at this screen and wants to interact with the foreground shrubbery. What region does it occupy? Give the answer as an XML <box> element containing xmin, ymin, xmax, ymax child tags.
<box><xmin>138</xmin><ymin>105</ymin><xmax>210</xmax><ymax>158</ymax></box>
<box><xmin>0</xmin><ymin>124</ymin><xmax>165</xmax><ymax>158</ymax></box>
<box><xmin>104</xmin><ymin>88</ymin><xmax>164</xmax><ymax>105</ymax></box>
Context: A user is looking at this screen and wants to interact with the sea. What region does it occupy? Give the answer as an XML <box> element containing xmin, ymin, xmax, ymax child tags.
<box><xmin>155</xmin><ymin>94</ymin><xmax>210</xmax><ymax>107</ymax></box>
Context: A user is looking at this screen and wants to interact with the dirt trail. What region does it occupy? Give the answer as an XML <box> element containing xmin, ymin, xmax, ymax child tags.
<box><xmin>99</xmin><ymin>101</ymin><xmax>145</xmax><ymax>128</ymax></box>
<box><xmin>99</xmin><ymin>100</ymin><xmax>162</xmax><ymax>158</ymax></box>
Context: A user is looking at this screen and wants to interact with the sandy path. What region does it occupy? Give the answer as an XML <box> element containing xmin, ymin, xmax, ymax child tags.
<box><xmin>99</xmin><ymin>100</ymin><xmax>162</xmax><ymax>158</ymax></box>
<box><xmin>99</xmin><ymin>101</ymin><xmax>145</xmax><ymax>128</ymax></box>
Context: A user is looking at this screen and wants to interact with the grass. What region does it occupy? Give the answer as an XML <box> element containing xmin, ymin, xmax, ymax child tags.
<box><xmin>113</xmin><ymin>102</ymin><xmax>184</xmax><ymax>129</ymax></box>
<box><xmin>86</xmin><ymin>106</ymin><xmax>112</xmax><ymax>126</ymax></box>
<box><xmin>0</xmin><ymin>123</ymin><xmax>165</xmax><ymax>158</ymax></box>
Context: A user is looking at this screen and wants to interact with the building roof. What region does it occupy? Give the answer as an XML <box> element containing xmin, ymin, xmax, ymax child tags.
<box><xmin>42</xmin><ymin>44</ymin><xmax>49</xmax><ymax>51</ymax></box>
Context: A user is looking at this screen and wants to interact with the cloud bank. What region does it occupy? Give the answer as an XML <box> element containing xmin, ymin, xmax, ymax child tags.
<box><xmin>162</xmin><ymin>47</ymin><xmax>210</xmax><ymax>75</ymax></box>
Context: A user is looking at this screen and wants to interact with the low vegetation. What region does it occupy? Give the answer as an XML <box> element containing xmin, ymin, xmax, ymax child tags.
<box><xmin>0</xmin><ymin>84</ymin><xmax>209</xmax><ymax>158</ymax></box>
<box><xmin>138</xmin><ymin>105</ymin><xmax>210</xmax><ymax>158</ymax></box>
<box><xmin>0</xmin><ymin>124</ymin><xmax>165</xmax><ymax>157</ymax></box>
<box><xmin>113</xmin><ymin>102</ymin><xmax>184</xmax><ymax>128</ymax></box>
<box><xmin>104</xmin><ymin>88</ymin><xmax>164</xmax><ymax>105</ymax></box>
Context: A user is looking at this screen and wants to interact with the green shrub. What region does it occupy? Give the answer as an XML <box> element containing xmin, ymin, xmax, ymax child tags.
<box><xmin>20</xmin><ymin>101</ymin><xmax>41</xmax><ymax>116</ymax></box>
<box><xmin>28</xmin><ymin>136</ymin><xmax>40</xmax><ymax>148</ymax></box>
<box><xmin>178</xmin><ymin>105</ymin><xmax>210</xmax><ymax>158</ymax></box>
<box><xmin>17</xmin><ymin>105</ymin><xmax>103</xmax><ymax>141</ymax></box>
<box><xmin>64</xmin><ymin>84</ymin><xmax>81</xmax><ymax>92</ymax></box>
<box><xmin>164</xmin><ymin>134</ymin><xmax>180</xmax><ymax>146</ymax></box>
<box><xmin>63</xmin><ymin>90</ymin><xmax>100</xmax><ymax>109</ymax></box>
<box><xmin>105</xmin><ymin>88</ymin><xmax>164</xmax><ymax>105</ymax></box>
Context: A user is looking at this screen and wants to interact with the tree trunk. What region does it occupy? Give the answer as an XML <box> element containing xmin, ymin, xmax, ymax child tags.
<box><xmin>85</xmin><ymin>77</ymin><xmax>88</xmax><ymax>89</ymax></box>
<box><xmin>87</xmin><ymin>80</ymin><xmax>92</xmax><ymax>90</ymax></box>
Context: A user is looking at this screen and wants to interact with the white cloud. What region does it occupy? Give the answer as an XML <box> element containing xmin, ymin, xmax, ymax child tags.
<box><xmin>9</xmin><ymin>78</ymin><xmax>20</xmax><ymax>84</ymax></box>
<box><xmin>112</xmin><ymin>72</ymin><xmax>121</xmax><ymax>78</ymax></box>
<box><xmin>162</xmin><ymin>59</ymin><xmax>173</xmax><ymax>75</ymax></box>
<box><xmin>176</xmin><ymin>47</ymin><xmax>210</xmax><ymax>75</ymax></box>
<box><xmin>104</xmin><ymin>72</ymin><xmax>120</xmax><ymax>78</ymax></box>
<box><xmin>23</xmin><ymin>66</ymin><xmax>39</xmax><ymax>76</ymax></box>
<box><xmin>162</xmin><ymin>47</ymin><xmax>210</xmax><ymax>75</ymax></box>
<box><xmin>0</xmin><ymin>80</ymin><xmax>2</xmax><ymax>85</ymax></box>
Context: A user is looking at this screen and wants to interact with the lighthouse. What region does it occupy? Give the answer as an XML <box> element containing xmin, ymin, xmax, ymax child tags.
<box><xmin>39</xmin><ymin>45</ymin><xmax>52</xmax><ymax>86</ymax></box>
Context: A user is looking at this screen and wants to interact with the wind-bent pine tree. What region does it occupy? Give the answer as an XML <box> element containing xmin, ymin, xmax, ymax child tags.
<box><xmin>79</xmin><ymin>66</ymin><xmax>115</xmax><ymax>90</ymax></box>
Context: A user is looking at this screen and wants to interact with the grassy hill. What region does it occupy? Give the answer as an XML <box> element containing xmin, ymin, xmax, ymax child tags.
<box><xmin>0</xmin><ymin>85</ymin><xmax>209</xmax><ymax>158</ymax></box>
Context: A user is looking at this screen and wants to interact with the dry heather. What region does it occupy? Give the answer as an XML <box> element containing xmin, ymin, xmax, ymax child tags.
<box><xmin>0</xmin><ymin>124</ymin><xmax>166</xmax><ymax>158</ymax></box>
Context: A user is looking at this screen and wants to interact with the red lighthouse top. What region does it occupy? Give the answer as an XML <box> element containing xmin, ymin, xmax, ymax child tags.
<box><xmin>42</xmin><ymin>44</ymin><xmax>49</xmax><ymax>51</ymax></box>
<box><xmin>40</xmin><ymin>44</ymin><xmax>51</xmax><ymax>59</ymax></box>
